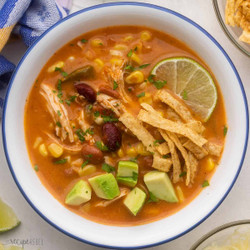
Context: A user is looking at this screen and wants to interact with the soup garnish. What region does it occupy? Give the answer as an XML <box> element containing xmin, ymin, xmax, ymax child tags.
<box><xmin>25</xmin><ymin>26</ymin><xmax>226</xmax><ymax>225</ymax></box>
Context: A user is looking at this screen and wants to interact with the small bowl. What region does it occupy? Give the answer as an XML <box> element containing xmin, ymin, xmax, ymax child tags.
<box><xmin>213</xmin><ymin>0</ymin><xmax>250</xmax><ymax>57</ymax></box>
<box><xmin>2</xmin><ymin>2</ymin><xmax>249</xmax><ymax>249</ymax></box>
<box><xmin>191</xmin><ymin>220</ymin><xmax>250</xmax><ymax>249</ymax></box>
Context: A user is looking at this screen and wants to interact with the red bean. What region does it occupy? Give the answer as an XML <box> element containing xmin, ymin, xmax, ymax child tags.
<box><xmin>75</xmin><ymin>83</ymin><xmax>96</xmax><ymax>103</ymax></box>
<box><xmin>99</xmin><ymin>85</ymin><xmax>120</xmax><ymax>99</ymax></box>
<box><xmin>102</xmin><ymin>123</ymin><xmax>122</xmax><ymax>151</ymax></box>
<box><xmin>81</xmin><ymin>143</ymin><xmax>104</xmax><ymax>164</ymax></box>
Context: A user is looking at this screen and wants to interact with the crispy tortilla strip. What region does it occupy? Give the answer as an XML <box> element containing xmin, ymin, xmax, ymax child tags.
<box><xmin>183</xmin><ymin>140</ymin><xmax>208</xmax><ymax>159</ymax></box>
<box><xmin>239</xmin><ymin>29</ymin><xmax>250</xmax><ymax>43</ymax></box>
<box><xmin>225</xmin><ymin>0</ymin><xmax>236</xmax><ymax>26</ymax></box>
<box><xmin>152</xmin><ymin>153</ymin><xmax>172</xmax><ymax>172</ymax></box>
<box><xmin>166</xmin><ymin>106</ymin><xmax>182</xmax><ymax>122</ymax></box>
<box><xmin>119</xmin><ymin>112</ymin><xmax>156</xmax><ymax>154</ymax></box>
<box><xmin>163</xmin><ymin>131</ymin><xmax>191</xmax><ymax>186</ymax></box>
<box><xmin>138</xmin><ymin>109</ymin><xmax>207</xmax><ymax>147</ymax></box>
<box><xmin>188</xmin><ymin>152</ymin><xmax>199</xmax><ymax>184</ymax></box>
<box><xmin>155</xmin><ymin>90</ymin><xmax>199</xmax><ymax>122</ymax></box>
<box><xmin>160</xmin><ymin>131</ymin><xmax>181</xmax><ymax>183</ymax></box>
<box><xmin>186</xmin><ymin>120</ymin><xmax>205</xmax><ymax>134</ymax></box>
<box><xmin>155</xmin><ymin>142</ymin><xmax>170</xmax><ymax>155</ymax></box>
<box><xmin>205</xmin><ymin>142</ymin><xmax>223</xmax><ymax>157</ymax></box>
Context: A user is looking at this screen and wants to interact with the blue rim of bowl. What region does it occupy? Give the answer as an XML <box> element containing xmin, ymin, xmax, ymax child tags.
<box><xmin>2</xmin><ymin>2</ymin><xmax>249</xmax><ymax>249</ymax></box>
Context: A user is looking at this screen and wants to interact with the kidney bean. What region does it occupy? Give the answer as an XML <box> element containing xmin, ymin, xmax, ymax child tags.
<box><xmin>75</xmin><ymin>83</ymin><xmax>96</xmax><ymax>103</ymax></box>
<box><xmin>102</xmin><ymin>123</ymin><xmax>122</xmax><ymax>151</ymax></box>
<box><xmin>99</xmin><ymin>85</ymin><xmax>120</xmax><ymax>99</ymax></box>
<box><xmin>81</xmin><ymin>143</ymin><xmax>104</xmax><ymax>164</ymax></box>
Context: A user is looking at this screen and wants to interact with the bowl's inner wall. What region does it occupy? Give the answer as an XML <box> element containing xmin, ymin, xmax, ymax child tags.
<box><xmin>4</xmin><ymin>4</ymin><xmax>247</xmax><ymax>248</ymax></box>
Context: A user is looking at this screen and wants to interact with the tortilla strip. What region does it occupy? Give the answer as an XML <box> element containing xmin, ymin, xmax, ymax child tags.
<box><xmin>186</xmin><ymin>120</ymin><xmax>205</xmax><ymax>134</ymax></box>
<box><xmin>205</xmin><ymin>142</ymin><xmax>223</xmax><ymax>157</ymax></box>
<box><xmin>162</xmin><ymin>131</ymin><xmax>191</xmax><ymax>186</ymax></box>
<box><xmin>138</xmin><ymin>109</ymin><xmax>207</xmax><ymax>147</ymax></box>
<box><xmin>152</xmin><ymin>153</ymin><xmax>172</xmax><ymax>172</ymax></box>
<box><xmin>160</xmin><ymin>131</ymin><xmax>181</xmax><ymax>183</ymax></box>
<box><xmin>166</xmin><ymin>106</ymin><xmax>182</xmax><ymax>122</ymax></box>
<box><xmin>119</xmin><ymin>112</ymin><xmax>156</xmax><ymax>154</ymax></box>
<box><xmin>183</xmin><ymin>140</ymin><xmax>208</xmax><ymax>159</ymax></box>
<box><xmin>188</xmin><ymin>152</ymin><xmax>198</xmax><ymax>184</ymax></box>
<box><xmin>225</xmin><ymin>0</ymin><xmax>236</xmax><ymax>26</ymax></box>
<box><xmin>155</xmin><ymin>142</ymin><xmax>170</xmax><ymax>155</ymax></box>
<box><xmin>155</xmin><ymin>90</ymin><xmax>197</xmax><ymax>122</ymax></box>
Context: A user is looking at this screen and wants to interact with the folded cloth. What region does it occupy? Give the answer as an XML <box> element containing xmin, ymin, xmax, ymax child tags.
<box><xmin>0</xmin><ymin>0</ymin><xmax>72</xmax><ymax>117</ymax></box>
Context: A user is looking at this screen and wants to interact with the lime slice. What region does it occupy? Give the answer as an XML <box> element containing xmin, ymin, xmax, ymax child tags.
<box><xmin>0</xmin><ymin>198</ymin><xmax>20</xmax><ymax>233</ymax></box>
<box><xmin>151</xmin><ymin>57</ymin><xmax>217</xmax><ymax>121</ymax></box>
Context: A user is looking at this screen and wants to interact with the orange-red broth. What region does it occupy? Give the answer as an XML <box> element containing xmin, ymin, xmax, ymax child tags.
<box><xmin>24</xmin><ymin>26</ymin><xmax>226</xmax><ymax>226</ymax></box>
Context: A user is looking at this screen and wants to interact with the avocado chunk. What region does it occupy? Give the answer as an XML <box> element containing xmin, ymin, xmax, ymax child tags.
<box><xmin>89</xmin><ymin>173</ymin><xmax>120</xmax><ymax>200</ymax></box>
<box><xmin>117</xmin><ymin>161</ymin><xmax>138</xmax><ymax>187</ymax></box>
<box><xmin>144</xmin><ymin>171</ymin><xmax>178</xmax><ymax>203</ymax></box>
<box><xmin>123</xmin><ymin>187</ymin><xmax>146</xmax><ymax>216</ymax></box>
<box><xmin>65</xmin><ymin>180</ymin><xmax>91</xmax><ymax>206</ymax></box>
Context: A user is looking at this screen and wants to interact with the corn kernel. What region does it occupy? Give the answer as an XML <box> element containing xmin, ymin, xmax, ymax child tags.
<box><xmin>74</xmin><ymin>134</ymin><xmax>78</xmax><ymax>142</ymax></box>
<box><xmin>85</xmin><ymin>50</ymin><xmax>95</xmax><ymax>60</ymax></box>
<box><xmin>131</xmin><ymin>53</ymin><xmax>142</xmax><ymax>65</ymax></box>
<box><xmin>123</xmin><ymin>35</ymin><xmax>134</xmax><ymax>42</ymax></box>
<box><xmin>111</xmin><ymin>152</ymin><xmax>117</xmax><ymax>158</ymax></box>
<box><xmin>48</xmin><ymin>143</ymin><xmax>63</xmax><ymax>158</ymax></box>
<box><xmin>39</xmin><ymin>144</ymin><xmax>48</xmax><ymax>157</ymax></box>
<box><xmin>110</xmin><ymin>58</ymin><xmax>123</xmax><ymax>66</ymax></box>
<box><xmin>136</xmin><ymin>142</ymin><xmax>151</xmax><ymax>156</ymax></box>
<box><xmin>91</xmin><ymin>38</ymin><xmax>104</xmax><ymax>48</ymax></box>
<box><xmin>47</xmin><ymin>61</ymin><xmax>64</xmax><ymax>73</ymax></box>
<box><xmin>126</xmin><ymin>147</ymin><xmax>138</xmax><ymax>157</ymax></box>
<box><xmin>33</xmin><ymin>137</ymin><xmax>43</xmax><ymax>149</ymax></box>
<box><xmin>117</xmin><ymin>148</ymin><xmax>125</xmax><ymax>158</ymax></box>
<box><xmin>114</xmin><ymin>44</ymin><xmax>128</xmax><ymax>51</ymax></box>
<box><xmin>206</xmin><ymin>157</ymin><xmax>216</xmax><ymax>172</ymax></box>
<box><xmin>65</xmin><ymin>155</ymin><xmax>71</xmax><ymax>163</ymax></box>
<box><xmin>139</xmin><ymin>81</ymin><xmax>147</xmax><ymax>90</ymax></box>
<box><xmin>176</xmin><ymin>186</ymin><xmax>185</xmax><ymax>203</ymax></box>
<box><xmin>95</xmin><ymin>117</ymin><xmax>104</xmax><ymax>125</ymax></box>
<box><xmin>126</xmin><ymin>71</ymin><xmax>144</xmax><ymax>84</ymax></box>
<box><xmin>139</xmin><ymin>93</ymin><xmax>152</xmax><ymax>105</ymax></box>
<box><xmin>140</xmin><ymin>31</ymin><xmax>152</xmax><ymax>41</ymax></box>
<box><xmin>94</xmin><ymin>58</ymin><xmax>104</xmax><ymax>68</ymax></box>
<box><xmin>78</xmin><ymin>164</ymin><xmax>97</xmax><ymax>176</ymax></box>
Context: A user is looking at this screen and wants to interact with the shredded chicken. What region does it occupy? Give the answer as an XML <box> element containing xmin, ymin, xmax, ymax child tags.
<box><xmin>40</xmin><ymin>84</ymin><xmax>74</xmax><ymax>143</ymax></box>
<box><xmin>95</xmin><ymin>188</ymin><xmax>129</xmax><ymax>207</ymax></box>
<box><xmin>96</xmin><ymin>93</ymin><xmax>124</xmax><ymax>116</ymax></box>
<box><xmin>103</xmin><ymin>60</ymin><xmax>131</xmax><ymax>103</ymax></box>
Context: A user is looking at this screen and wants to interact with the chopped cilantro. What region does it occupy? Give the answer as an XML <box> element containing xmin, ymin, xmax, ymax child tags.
<box><xmin>87</xmin><ymin>104</ymin><xmax>93</xmax><ymax>111</ymax></box>
<box><xmin>138</xmin><ymin>64</ymin><xmax>150</xmax><ymax>69</ymax></box>
<box><xmin>153</xmin><ymin>139</ymin><xmax>164</xmax><ymax>146</ymax></box>
<box><xmin>55</xmin><ymin>67</ymin><xmax>68</xmax><ymax>77</ymax></box>
<box><xmin>113</xmin><ymin>80</ymin><xmax>118</xmax><ymax>90</ymax></box>
<box><xmin>52</xmin><ymin>90</ymin><xmax>57</xmax><ymax>93</ymax></box>
<box><xmin>127</xmin><ymin>49</ymin><xmax>133</xmax><ymax>57</ymax></box>
<box><xmin>101</xmin><ymin>115</ymin><xmax>118</xmax><ymax>123</ymax></box>
<box><xmin>56</xmin><ymin>121</ymin><xmax>62</xmax><ymax>128</ymax></box>
<box><xmin>153</xmin><ymin>80</ymin><xmax>167</xmax><ymax>89</ymax></box>
<box><xmin>81</xmin><ymin>38</ymin><xmax>88</xmax><ymax>43</ymax></box>
<box><xmin>125</xmin><ymin>65</ymin><xmax>135</xmax><ymax>71</ymax></box>
<box><xmin>182</xmin><ymin>90</ymin><xmax>188</xmax><ymax>100</ymax></box>
<box><xmin>179</xmin><ymin>171</ymin><xmax>187</xmax><ymax>177</ymax></box>
<box><xmin>98</xmin><ymin>43</ymin><xmax>103</xmax><ymax>46</ymax></box>
<box><xmin>57</xmin><ymin>79</ymin><xmax>62</xmax><ymax>91</ymax></box>
<box><xmin>147</xmin><ymin>192</ymin><xmax>158</xmax><ymax>203</ymax></box>
<box><xmin>54</xmin><ymin>158</ymin><xmax>67</xmax><ymax>164</ymax></box>
<box><xmin>137</xmin><ymin>92</ymin><xmax>145</xmax><ymax>98</ymax></box>
<box><xmin>102</xmin><ymin>163</ymin><xmax>115</xmax><ymax>173</ymax></box>
<box><xmin>202</xmin><ymin>180</ymin><xmax>210</xmax><ymax>187</ymax></box>
<box><xmin>163</xmin><ymin>154</ymin><xmax>171</xmax><ymax>159</ymax></box>
<box><xmin>85</xmin><ymin>128</ymin><xmax>94</xmax><ymax>135</ymax></box>
<box><xmin>132</xmin><ymin>172</ymin><xmax>138</xmax><ymax>181</ymax></box>
<box><xmin>86</xmin><ymin>154</ymin><xmax>93</xmax><ymax>158</ymax></box>
<box><xmin>57</xmin><ymin>110</ymin><xmax>61</xmax><ymax>117</ymax></box>
<box><xmin>65</xmin><ymin>95</ymin><xmax>77</xmax><ymax>106</ymax></box>
<box><xmin>128</xmin><ymin>87</ymin><xmax>133</xmax><ymax>92</ymax></box>
<box><xmin>94</xmin><ymin>111</ymin><xmax>100</xmax><ymax>117</ymax></box>
<box><xmin>81</xmin><ymin>160</ymin><xmax>89</xmax><ymax>168</ymax></box>
<box><xmin>129</xmin><ymin>157</ymin><xmax>138</xmax><ymax>163</ymax></box>
<box><xmin>223</xmin><ymin>125</ymin><xmax>228</xmax><ymax>136</ymax></box>
<box><xmin>76</xmin><ymin>129</ymin><xmax>85</xmax><ymax>142</ymax></box>
<box><xmin>95</xmin><ymin>141</ymin><xmax>109</xmax><ymax>151</ymax></box>
<box><xmin>147</xmin><ymin>74</ymin><xmax>155</xmax><ymax>83</ymax></box>
<box><xmin>34</xmin><ymin>164</ymin><xmax>39</xmax><ymax>172</ymax></box>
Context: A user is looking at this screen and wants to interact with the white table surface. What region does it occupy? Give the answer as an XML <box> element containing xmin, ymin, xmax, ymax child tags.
<box><xmin>0</xmin><ymin>0</ymin><xmax>250</xmax><ymax>249</ymax></box>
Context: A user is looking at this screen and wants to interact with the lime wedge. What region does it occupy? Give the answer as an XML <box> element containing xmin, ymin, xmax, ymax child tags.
<box><xmin>0</xmin><ymin>199</ymin><xmax>20</xmax><ymax>233</ymax></box>
<box><xmin>151</xmin><ymin>57</ymin><xmax>217</xmax><ymax>122</ymax></box>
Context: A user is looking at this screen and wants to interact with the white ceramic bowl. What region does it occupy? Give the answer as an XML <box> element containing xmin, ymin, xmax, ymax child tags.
<box><xmin>2</xmin><ymin>2</ymin><xmax>249</xmax><ymax>249</ymax></box>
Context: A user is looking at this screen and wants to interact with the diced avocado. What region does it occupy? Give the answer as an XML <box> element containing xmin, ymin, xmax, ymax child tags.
<box><xmin>89</xmin><ymin>173</ymin><xmax>120</xmax><ymax>200</ymax></box>
<box><xmin>65</xmin><ymin>180</ymin><xmax>91</xmax><ymax>206</ymax></box>
<box><xmin>144</xmin><ymin>171</ymin><xmax>178</xmax><ymax>203</ymax></box>
<box><xmin>123</xmin><ymin>187</ymin><xmax>146</xmax><ymax>216</ymax></box>
<box><xmin>117</xmin><ymin>161</ymin><xmax>138</xmax><ymax>187</ymax></box>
